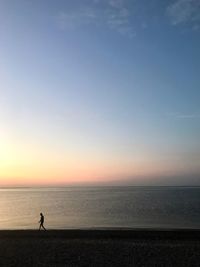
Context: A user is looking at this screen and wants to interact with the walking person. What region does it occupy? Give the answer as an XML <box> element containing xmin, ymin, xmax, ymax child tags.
<box><xmin>39</xmin><ymin>212</ymin><xmax>46</xmax><ymax>230</ymax></box>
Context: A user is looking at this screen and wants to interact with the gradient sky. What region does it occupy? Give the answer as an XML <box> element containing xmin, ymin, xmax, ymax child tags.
<box><xmin>0</xmin><ymin>0</ymin><xmax>200</xmax><ymax>186</ymax></box>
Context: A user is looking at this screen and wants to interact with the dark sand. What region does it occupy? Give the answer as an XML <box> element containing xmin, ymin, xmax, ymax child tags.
<box><xmin>0</xmin><ymin>229</ymin><xmax>200</xmax><ymax>267</ymax></box>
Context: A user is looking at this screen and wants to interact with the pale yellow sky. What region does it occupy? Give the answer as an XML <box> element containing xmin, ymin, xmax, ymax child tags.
<box><xmin>1</xmin><ymin>134</ymin><xmax>198</xmax><ymax>185</ymax></box>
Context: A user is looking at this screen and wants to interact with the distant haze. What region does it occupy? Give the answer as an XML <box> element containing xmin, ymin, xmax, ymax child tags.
<box><xmin>0</xmin><ymin>0</ymin><xmax>200</xmax><ymax>186</ymax></box>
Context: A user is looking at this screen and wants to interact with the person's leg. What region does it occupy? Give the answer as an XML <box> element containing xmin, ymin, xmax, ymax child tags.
<box><xmin>42</xmin><ymin>224</ymin><xmax>46</xmax><ymax>230</ymax></box>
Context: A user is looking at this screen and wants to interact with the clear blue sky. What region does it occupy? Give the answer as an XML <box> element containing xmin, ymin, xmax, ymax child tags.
<box><xmin>0</xmin><ymin>0</ymin><xmax>200</xmax><ymax>185</ymax></box>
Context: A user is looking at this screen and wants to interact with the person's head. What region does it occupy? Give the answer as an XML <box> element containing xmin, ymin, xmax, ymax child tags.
<box><xmin>40</xmin><ymin>213</ymin><xmax>43</xmax><ymax>216</ymax></box>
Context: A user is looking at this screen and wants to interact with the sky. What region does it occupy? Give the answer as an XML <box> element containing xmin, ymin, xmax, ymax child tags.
<box><xmin>0</xmin><ymin>0</ymin><xmax>200</xmax><ymax>186</ymax></box>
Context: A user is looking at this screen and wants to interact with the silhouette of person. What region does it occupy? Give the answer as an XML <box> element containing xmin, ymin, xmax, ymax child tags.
<box><xmin>39</xmin><ymin>212</ymin><xmax>46</xmax><ymax>230</ymax></box>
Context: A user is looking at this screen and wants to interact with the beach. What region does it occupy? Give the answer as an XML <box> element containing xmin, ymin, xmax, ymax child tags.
<box><xmin>0</xmin><ymin>229</ymin><xmax>199</xmax><ymax>266</ymax></box>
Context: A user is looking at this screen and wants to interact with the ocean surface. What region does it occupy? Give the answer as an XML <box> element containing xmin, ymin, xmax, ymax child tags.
<box><xmin>0</xmin><ymin>186</ymin><xmax>199</xmax><ymax>230</ymax></box>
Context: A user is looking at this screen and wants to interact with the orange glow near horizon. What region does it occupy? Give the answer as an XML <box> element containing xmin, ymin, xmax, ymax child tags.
<box><xmin>0</xmin><ymin>149</ymin><xmax>193</xmax><ymax>186</ymax></box>
<box><xmin>1</xmin><ymin>131</ymin><xmax>199</xmax><ymax>186</ymax></box>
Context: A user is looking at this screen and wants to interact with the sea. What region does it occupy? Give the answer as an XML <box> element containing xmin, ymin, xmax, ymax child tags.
<box><xmin>0</xmin><ymin>186</ymin><xmax>199</xmax><ymax>230</ymax></box>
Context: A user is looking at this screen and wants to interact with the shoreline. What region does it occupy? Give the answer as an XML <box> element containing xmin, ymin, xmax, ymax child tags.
<box><xmin>0</xmin><ymin>229</ymin><xmax>199</xmax><ymax>266</ymax></box>
<box><xmin>0</xmin><ymin>228</ymin><xmax>200</xmax><ymax>238</ymax></box>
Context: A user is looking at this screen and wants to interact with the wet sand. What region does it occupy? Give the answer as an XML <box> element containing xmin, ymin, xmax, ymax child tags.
<box><xmin>0</xmin><ymin>229</ymin><xmax>199</xmax><ymax>266</ymax></box>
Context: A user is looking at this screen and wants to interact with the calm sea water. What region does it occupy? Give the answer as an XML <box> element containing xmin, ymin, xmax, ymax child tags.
<box><xmin>0</xmin><ymin>186</ymin><xmax>199</xmax><ymax>230</ymax></box>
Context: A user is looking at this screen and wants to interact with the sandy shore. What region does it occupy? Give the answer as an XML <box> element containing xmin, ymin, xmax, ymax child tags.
<box><xmin>0</xmin><ymin>229</ymin><xmax>199</xmax><ymax>266</ymax></box>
